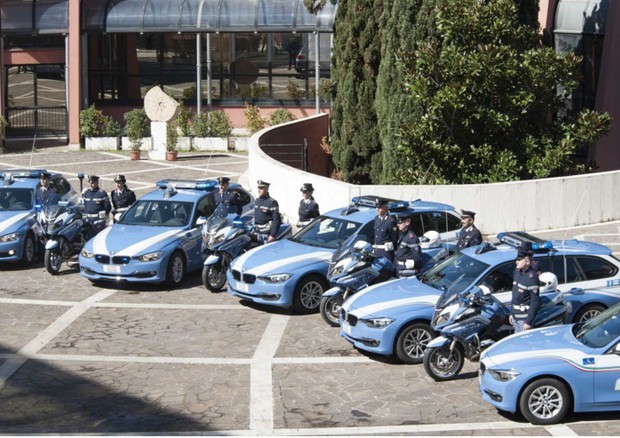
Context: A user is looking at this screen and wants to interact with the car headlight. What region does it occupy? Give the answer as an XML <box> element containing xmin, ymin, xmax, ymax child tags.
<box><xmin>488</xmin><ymin>369</ymin><xmax>520</xmax><ymax>382</ymax></box>
<box><xmin>137</xmin><ymin>251</ymin><xmax>164</xmax><ymax>262</ymax></box>
<box><xmin>259</xmin><ymin>273</ymin><xmax>292</xmax><ymax>283</ymax></box>
<box><xmin>80</xmin><ymin>248</ymin><xmax>94</xmax><ymax>258</ymax></box>
<box><xmin>0</xmin><ymin>233</ymin><xmax>19</xmax><ymax>242</ymax></box>
<box><xmin>360</xmin><ymin>317</ymin><xmax>394</xmax><ymax>329</ymax></box>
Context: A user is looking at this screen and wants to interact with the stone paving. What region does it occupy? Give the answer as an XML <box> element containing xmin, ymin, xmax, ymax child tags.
<box><xmin>0</xmin><ymin>150</ymin><xmax>619</xmax><ymax>435</ymax></box>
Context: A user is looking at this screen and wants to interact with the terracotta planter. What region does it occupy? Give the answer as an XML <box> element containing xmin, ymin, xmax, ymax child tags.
<box><xmin>166</xmin><ymin>151</ymin><xmax>178</xmax><ymax>161</ymax></box>
<box><xmin>130</xmin><ymin>150</ymin><xmax>141</xmax><ymax>160</ymax></box>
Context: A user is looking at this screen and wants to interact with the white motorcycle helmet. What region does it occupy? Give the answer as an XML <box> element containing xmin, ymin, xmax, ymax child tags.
<box><xmin>539</xmin><ymin>272</ymin><xmax>558</xmax><ymax>293</ymax></box>
<box><xmin>353</xmin><ymin>240</ymin><xmax>373</xmax><ymax>255</ymax></box>
<box><xmin>420</xmin><ymin>230</ymin><xmax>441</xmax><ymax>249</ymax></box>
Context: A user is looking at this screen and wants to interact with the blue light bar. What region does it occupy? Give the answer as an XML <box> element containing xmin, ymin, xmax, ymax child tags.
<box><xmin>388</xmin><ymin>201</ymin><xmax>409</xmax><ymax>211</ymax></box>
<box><xmin>156</xmin><ymin>179</ymin><xmax>217</xmax><ymax>190</ymax></box>
<box><xmin>351</xmin><ymin>196</ymin><xmax>407</xmax><ymax>209</ymax></box>
<box><xmin>496</xmin><ymin>232</ymin><xmax>553</xmax><ymax>251</ymax></box>
<box><xmin>532</xmin><ymin>241</ymin><xmax>553</xmax><ymax>250</ymax></box>
<box><xmin>0</xmin><ymin>169</ymin><xmax>48</xmax><ymax>179</ymax></box>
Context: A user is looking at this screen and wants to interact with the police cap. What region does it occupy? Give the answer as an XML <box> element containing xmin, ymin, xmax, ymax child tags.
<box><xmin>114</xmin><ymin>174</ymin><xmax>126</xmax><ymax>183</ymax></box>
<box><xmin>375</xmin><ymin>198</ymin><xmax>389</xmax><ymax>207</ymax></box>
<box><xmin>300</xmin><ymin>183</ymin><xmax>314</xmax><ymax>192</ymax></box>
<box><xmin>461</xmin><ymin>209</ymin><xmax>476</xmax><ymax>219</ymax></box>
<box><xmin>517</xmin><ymin>242</ymin><xmax>533</xmax><ymax>259</ymax></box>
<box><xmin>217</xmin><ymin>176</ymin><xmax>231</xmax><ymax>185</ymax></box>
<box><xmin>395</xmin><ymin>214</ymin><xmax>411</xmax><ymax>224</ymax></box>
<box><xmin>87</xmin><ymin>175</ymin><xmax>100</xmax><ymax>183</ymax></box>
<box><xmin>257</xmin><ymin>180</ymin><xmax>270</xmax><ymax>188</ymax></box>
<box><xmin>40</xmin><ymin>172</ymin><xmax>51</xmax><ymax>180</ymax></box>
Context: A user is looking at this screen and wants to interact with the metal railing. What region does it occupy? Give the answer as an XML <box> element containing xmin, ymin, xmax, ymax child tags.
<box><xmin>4</xmin><ymin>106</ymin><xmax>67</xmax><ymax>137</ymax></box>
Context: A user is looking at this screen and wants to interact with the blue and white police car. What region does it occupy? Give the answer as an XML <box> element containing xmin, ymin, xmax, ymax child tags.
<box><xmin>227</xmin><ymin>196</ymin><xmax>462</xmax><ymax>313</ymax></box>
<box><xmin>79</xmin><ymin>179</ymin><xmax>253</xmax><ymax>286</ymax></box>
<box><xmin>340</xmin><ymin>232</ymin><xmax>620</xmax><ymax>364</ymax></box>
<box><xmin>479</xmin><ymin>302</ymin><xmax>620</xmax><ymax>424</ymax></box>
<box><xmin>0</xmin><ymin>169</ymin><xmax>77</xmax><ymax>264</ymax></box>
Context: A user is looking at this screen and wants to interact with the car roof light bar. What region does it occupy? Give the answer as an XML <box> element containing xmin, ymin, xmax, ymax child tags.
<box><xmin>496</xmin><ymin>231</ymin><xmax>553</xmax><ymax>251</ymax></box>
<box><xmin>156</xmin><ymin>179</ymin><xmax>217</xmax><ymax>190</ymax></box>
<box><xmin>0</xmin><ymin>169</ymin><xmax>48</xmax><ymax>179</ymax></box>
<box><xmin>350</xmin><ymin>196</ymin><xmax>407</xmax><ymax>210</ymax></box>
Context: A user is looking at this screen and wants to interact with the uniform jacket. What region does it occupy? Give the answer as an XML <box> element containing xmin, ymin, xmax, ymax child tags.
<box><xmin>374</xmin><ymin>214</ymin><xmax>397</xmax><ymax>261</ymax></box>
<box><xmin>254</xmin><ymin>194</ymin><xmax>281</xmax><ymax>236</ymax></box>
<box><xmin>456</xmin><ymin>225</ymin><xmax>482</xmax><ymax>251</ymax></box>
<box><xmin>298</xmin><ymin>196</ymin><xmax>320</xmax><ymax>222</ymax></box>
<box><xmin>512</xmin><ymin>265</ymin><xmax>541</xmax><ymax>325</ymax></box>
<box><xmin>82</xmin><ymin>188</ymin><xmax>111</xmax><ymax>216</ymax></box>
<box><xmin>35</xmin><ymin>186</ymin><xmax>60</xmax><ymax>207</ymax></box>
<box><xmin>111</xmin><ymin>188</ymin><xmax>136</xmax><ymax>210</ymax></box>
<box><xmin>215</xmin><ymin>189</ymin><xmax>242</xmax><ymax>215</ymax></box>
<box><xmin>395</xmin><ymin>229</ymin><xmax>422</xmax><ymax>271</ymax></box>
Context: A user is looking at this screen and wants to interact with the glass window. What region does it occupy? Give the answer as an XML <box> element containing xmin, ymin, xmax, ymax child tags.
<box><xmin>290</xmin><ymin>216</ymin><xmax>362</xmax><ymax>249</ymax></box>
<box><xmin>51</xmin><ymin>177</ymin><xmax>71</xmax><ymax>196</ymax></box>
<box><xmin>480</xmin><ymin>262</ymin><xmax>514</xmax><ymax>294</ymax></box>
<box><xmin>576</xmin><ymin>256</ymin><xmax>619</xmax><ymax>280</ymax></box>
<box><xmin>121</xmin><ymin>200</ymin><xmax>194</xmax><ymax>227</ymax></box>
<box><xmin>0</xmin><ymin>188</ymin><xmax>33</xmax><ymax>211</ymax></box>
<box><xmin>420</xmin><ymin>253</ymin><xmax>491</xmax><ymax>293</ymax></box>
<box><xmin>232</xmin><ymin>188</ymin><xmax>252</xmax><ymax>207</ymax></box>
<box><xmin>410</xmin><ymin>214</ymin><xmax>424</xmax><ymax>237</ymax></box>
<box><xmin>422</xmin><ymin>212</ymin><xmax>462</xmax><ymax>234</ymax></box>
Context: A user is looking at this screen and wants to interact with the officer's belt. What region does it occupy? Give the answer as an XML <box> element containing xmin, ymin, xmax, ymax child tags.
<box><xmin>255</xmin><ymin>222</ymin><xmax>272</xmax><ymax>233</ymax></box>
<box><xmin>512</xmin><ymin>304</ymin><xmax>530</xmax><ymax>312</ymax></box>
<box><xmin>85</xmin><ymin>213</ymin><xmax>101</xmax><ymax>218</ymax></box>
<box><xmin>373</xmin><ymin>244</ymin><xmax>392</xmax><ymax>250</ymax></box>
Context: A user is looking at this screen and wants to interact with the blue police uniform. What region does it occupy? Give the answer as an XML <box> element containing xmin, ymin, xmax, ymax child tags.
<box><xmin>456</xmin><ymin>225</ymin><xmax>482</xmax><ymax>251</ymax></box>
<box><xmin>35</xmin><ymin>186</ymin><xmax>60</xmax><ymax>207</ymax></box>
<box><xmin>374</xmin><ymin>214</ymin><xmax>397</xmax><ymax>262</ymax></box>
<box><xmin>215</xmin><ymin>189</ymin><xmax>242</xmax><ymax>215</ymax></box>
<box><xmin>111</xmin><ymin>188</ymin><xmax>136</xmax><ymax>210</ymax></box>
<box><xmin>511</xmin><ymin>265</ymin><xmax>540</xmax><ymax>329</ymax></box>
<box><xmin>254</xmin><ymin>195</ymin><xmax>281</xmax><ymax>238</ymax></box>
<box><xmin>395</xmin><ymin>229</ymin><xmax>422</xmax><ymax>276</ymax></box>
<box><xmin>298</xmin><ymin>196</ymin><xmax>320</xmax><ymax>223</ymax></box>
<box><xmin>82</xmin><ymin>187</ymin><xmax>111</xmax><ymax>217</ymax></box>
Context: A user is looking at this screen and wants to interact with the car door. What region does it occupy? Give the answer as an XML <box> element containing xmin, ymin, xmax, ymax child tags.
<box><xmin>594</xmin><ymin>337</ymin><xmax>620</xmax><ymax>408</ymax></box>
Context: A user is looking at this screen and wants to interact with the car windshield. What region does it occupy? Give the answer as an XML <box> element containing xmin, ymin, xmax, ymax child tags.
<box><xmin>419</xmin><ymin>252</ymin><xmax>490</xmax><ymax>293</ymax></box>
<box><xmin>289</xmin><ymin>216</ymin><xmax>361</xmax><ymax>249</ymax></box>
<box><xmin>118</xmin><ymin>199</ymin><xmax>193</xmax><ymax>227</ymax></box>
<box><xmin>0</xmin><ymin>188</ymin><xmax>34</xmax><ymax>211</ymax></box>
<box><xmin>574</xmin><ymin>304</ymin><xmax>620</xmax><ymax>348</ymax></box>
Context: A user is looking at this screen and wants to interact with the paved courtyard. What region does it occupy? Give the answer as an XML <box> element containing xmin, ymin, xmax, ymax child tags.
<box><xmin>0</xmin><ymin>150</ymin><xmax>619</xmax><ymax>435</ymax></box>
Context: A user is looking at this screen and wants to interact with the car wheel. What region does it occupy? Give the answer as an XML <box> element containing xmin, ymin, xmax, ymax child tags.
<box><xmin>21</xmin><ymin>232</ymin><xmax>36</xmax><ymax>264</ymax></box>
<box><xmin>574</xmin><ymin>304</ymin><xmax>606</xmax><ymax>323</ymax></box>
<box><xmin>519</xmin><ymin>378</ymin><xmax>571</xmax><ymax>425</ymax></box>
<box><xmin>292</xmin><ymin>274</ymin><xmax>327</xmax><ymax>314</ymax></box>
<box><xmin>395</xmin><ymin>322</ymin><xmax>435</xmax><ymax>364</ymax></box>
<box><xmin>165</xmin><ymin>251</ymin><xmax>185</xmax><ymax>287</ymax></box>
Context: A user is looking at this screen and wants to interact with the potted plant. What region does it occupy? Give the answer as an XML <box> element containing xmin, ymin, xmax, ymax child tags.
<box><xmin>192</xmin><ymin>110</ymin><xmax>231</xmax><ymax>152</ymax></box>
<box><xmin>123</xmin><ymin>109</ymin><xmax>150</xmax><ymax>159</ymax></box>
<box><xmin>80</xmin><ymin>104</ymin><xmax>121</xmax><ymax>150</ymax></box>
<box><xmin>166</xmin><ymin>120</ymin><xmax>178</xmax><ymax>161</ymax></box>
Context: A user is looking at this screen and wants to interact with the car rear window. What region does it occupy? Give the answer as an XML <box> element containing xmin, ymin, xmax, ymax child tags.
<box><xmin>576</xmin><ymin>256</ymin><xmax>619</xmax><ymax>280</ymax></box>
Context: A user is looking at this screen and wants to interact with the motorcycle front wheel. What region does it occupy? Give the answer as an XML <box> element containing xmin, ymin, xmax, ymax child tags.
<box><xmin>423</xmin><ymin>344</ymin><xmax>465</xmax><ymax>381</ymax></box>
<box><xmin>44</xmin><ymin>248</ymin><xmax>63</xmax><ymax>275</ymax></box>
<box><xmin>203</xmin><ymin>254</ymin><xmax>230</xmax><ymax>292</ymax></box>
<box><xmin>320</xmin><ymin>294</ymin><xmax>343</xmax><ymax>327</ymax></box>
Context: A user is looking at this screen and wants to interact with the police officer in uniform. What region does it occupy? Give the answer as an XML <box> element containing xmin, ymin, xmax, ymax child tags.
<box><xmin>298</xmin><ymin>183</ymin><xmax>320</xmax><ymax>227</ymax></box>
<box><xmin>254</xmin><ymin>180</ymin><xmax>281</xmax><ymax>244</ymax></box>
<box><xmin>81</xmin><ymin>175</ymin><xmax>111</xmax><ymax>220</ymax></box>
<box><xmin>214</xmin><ymin>177</ymin><xmax>242</xmax><ymax>215</ymax></box>
<box><xmin>456</xmin><ymin>209</ymin><xmax>482</xmax><ymax>251</ymax></box>
<box><xmin>373</xmin><ymin>198</ymin><xmax>397</xmax><ymax>262</ymax></box>
<box><xmin>509</xmin><ymin>242</ymin><xmax>540</xmax><ymax>332</ymax></box>
<box><xmin>111</xmin><ymin>174</ymin><xmax>136</xmax><ymax>214</ymax></box>
<box><xmin>394</xmin><ymin>214</ymin><xmax>423</xmax><ymax>277</ymax></box>
<box><xmin>35</xmin><ymin>172</ymin><xmax>60</xmax><ymax>207</ymax></box>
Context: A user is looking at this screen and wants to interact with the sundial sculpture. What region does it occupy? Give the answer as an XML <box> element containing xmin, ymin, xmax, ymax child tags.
<box><xmin>144</xmin><ymin>86</ymin><xmax>179</xmax><ymax>160</ymax></box>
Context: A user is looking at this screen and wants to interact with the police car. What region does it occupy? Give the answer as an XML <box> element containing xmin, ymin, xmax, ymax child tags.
<box><xmin>79</xmin><ymin>179</ymin><xmax>253</xmax><ymax>286</ymax></box>
<box><xmin>227</xmin><ymin>196</ymin><xmax>461</xmax><ymax>313</ymax></box>
<box><xmin>479</xmin><ymin>302</ymin><xmax>620</xmax><ymax>424</ymax></box>
<box><xmin>0</xmin><ymin>169</ymin><xmax>77</xmax><ymax>264</ymax></box>
<box><xmin>340</xmin><ymin>232</ymin><xmax>620</xmax><ymax>364</ymax></box>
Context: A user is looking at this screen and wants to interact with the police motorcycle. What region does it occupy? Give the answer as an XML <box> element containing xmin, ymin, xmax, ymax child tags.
<box><xmin>201</xmin><ymin>204</ymin><xmax>292</xmax><ymax>292</ymax></box>
<box><xmin>423</xmin><ymin>275</ymin><xmax>575</xmax><ymax>381</ymax></box>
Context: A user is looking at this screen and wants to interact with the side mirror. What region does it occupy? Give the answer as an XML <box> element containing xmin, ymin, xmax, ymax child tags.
<box><xmin>196</xmin><ymin>216</ymin><xmax>208</xmax><ymax>226</ymax></box>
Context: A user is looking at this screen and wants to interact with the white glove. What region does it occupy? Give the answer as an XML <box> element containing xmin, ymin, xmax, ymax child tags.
<box><xmin>405</xmin><ymin>259</ymin><xmax>415</xmax><ymax>269</ymax></box>
<box><xmin>384</xmin><ymin>241</ymin><xmax>394</xmax><ymax>251</ymax></box>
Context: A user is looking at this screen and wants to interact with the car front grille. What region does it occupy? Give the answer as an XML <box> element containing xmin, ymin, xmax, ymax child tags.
<box><xmin>95</xmin><ymin>254</ymin><xmax>110</xmax><ymax>263</ymax></box>
<box><xmin>95</xmin><ymin>254</ymin><xmax>130</xmax><ymax>265</ymax></box>
<box><xmin>341</xmin><ymin>309</ymin><xmax>358</xmax><ymax>327</ymax></box>
<box><xmin>232</xmin><ymin>269</ymin><xmax>256</xmax><ymax>284</ymax></box>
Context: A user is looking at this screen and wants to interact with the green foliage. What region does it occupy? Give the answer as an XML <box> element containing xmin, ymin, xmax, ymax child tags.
<box><xmin>192</xmin><ymin>113</ymin><xmax>209</xmax><ymax>137</ymax></box>
<box><xmin>191</xmin><ymin>111</ymin><xmax>232</xmax><ymax>138</ymax></box>
<box><xmin>123</xmin><ymin>109</ymin><xmax>150</xmax><ymax>150</ymax></box>
<box><xmin>182</xmin><ymin>86</ymin><xmax>197</xmax><ymax>99</ymax></box>
<box><xmin>395</xmin><ymin>0</ymin><xmax>610</xmax><ymax>184</ymax></box>
<box><xmin>269</xmin><ymin>108</ymin><xmax>297</xmax><ymax>126</ymax></box>
<box><xmin>176</xmin><ymin>102</ymin><xmax>192</xmax><ymax>137</ymax></box>
<box><xmin>240</xmin><ymin>83</ymin><xmax>268</xmax><ymax>100</ymax></box>
<box><xmin>0</xmin><ymin>115</ymin><xmax>8</xmax><ymax>140</ymax></box>
<box><xmin>329</xmin><ymin>0</ymin><xmax>383</xmax><ymax>183</ymax></box>
<box><xmin>166</xmin><ymin>121</ymin><xmax>178</xmax><ymax>152</ymax></box>
<box><xmin>80</xmin><ymin>104</ymin><xmax>120</xmax><ymax>138</ymax></box>
<box><xmin>286</xmin><ymin>81</ymin><xmax>305</xmax><ymax>99</ymax></box>
<box><xmin>244</xmin><ymin>104</ymin><xmax>266</xmax><ymax>134</ymax></box>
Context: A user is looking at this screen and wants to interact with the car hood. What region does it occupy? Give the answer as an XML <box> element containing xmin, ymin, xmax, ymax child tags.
<box><xmin>0</xmin><ymin>210</ymin><xmax>33</xmax><ymax>234</ymax></box>
<box><xmin>231</xmin><ymin>238</ymin><xmax>333</xmax><ymax>276</ymax></box>
<box><xmin>342</xmin><ymin>277</ymin><xmax>443</xmax><ymax>318</ymax></box>
<box><xmin>89</xmin><ymin>224</ymin><xmax>186</xmax><ymax>256</ymax></box>
<box><xmin>481</xmin><ymin>324</ymin><xmax>591</xmax><ymax>368</ymax></box>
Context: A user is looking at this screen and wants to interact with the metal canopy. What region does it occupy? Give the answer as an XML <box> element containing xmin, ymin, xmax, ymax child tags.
<box><xmin>82</xmin><ymin>0</ymin><xmax>338</xmax><ymax>33</ymax></box>
<box><xmin>555</xmin><ymin>0</ymin><xmax>607</xmax><ymax>35</ymax></box>
<box><xmin>1</xmin><ymin>0</ymin><xmax>68</xmax><ymax>35</ymax></box>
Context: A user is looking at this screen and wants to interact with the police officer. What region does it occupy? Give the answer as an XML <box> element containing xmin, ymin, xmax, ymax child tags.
<box><xmin>111</xmin><ymin>175</ymin><xmax>136</xmax><ymax>212</ymax></box>
<box><xmin>298</xmin><ymin>183</ymin><xmax>320</xmax><ymax>227</ymax></box>
<box><xmin>373</xmin><ymin>198</ymin><xmax>397</xmax><ymax>262</ymax></box>
<box><xmin>81</xmin><ymin>175</ymin><xmax>111</xmax><ymax>219</ymax></box>
<box><xmin>214</xmin><ymin>176</ymin><xmax>242</xmax><ymax>215</ymax></box>
<box><xmin>456</xmin><ymin>209</ymin><xmax>482</xmax><ymax>251</ymax></box>
<box><xmin>35</xmin><ymin>172</ymin><xmax>60</xmax><ymax>207</ymax></box>
<box><xmin>394</xmin><ymin>214</ymin><xmax>422</xmax><ymax>277</ymax></box>
<box><xmin>254</xmin><ymin>180</ymin><xmax>281</xmax><ymax>243</ymax></box>
<box><xmin>509</xmin><ymin>242</ymin><xmax>540</xmax><ymax>332</ymax></box>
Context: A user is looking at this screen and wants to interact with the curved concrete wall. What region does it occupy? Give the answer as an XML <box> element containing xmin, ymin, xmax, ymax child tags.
<box><xmin>250</xmin><ymin>114</ymin><xmax>620</xmax><ymax>235</ymax></box>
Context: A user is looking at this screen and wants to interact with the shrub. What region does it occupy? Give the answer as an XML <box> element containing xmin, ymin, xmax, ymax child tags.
<box><xmin>182</xmin><ymin>86</ymin><xmax>197</xmax><ymax>99</ymax></box>
<box><xmin>240</xmin><ymin>83</ymin><xmax>268</xmax><ymax>100</ymax></box>
<box><xmin>80</xmin><ymin>105</ymin><xmax>120</xmax><ymax>138</ymax></box>
<box><xmin>192</xmin><ymin>112</ymin><xmax>209</xmax><ymax>137</ymax></box>
<box><xmin>0</xmin><ymin>115</ymin><xmax>8</xmax><ymax>140</ymax></box>
<box><xmin>269</xmin><ymin>108</ymin><xmax>296</xmax><ymax>126</ymax></box>
<box><xmin>123</xmin><ymin>109</ymin><xmax>150</xmax><ymax>150</ymax></box>
<box><xmin>243</xmin><ymin>104</ymin><xmax>266</xmax><ymax>134</ymax></box>
<box><xmin>191</xmin><ymin>111</ymin><xmax>232</xmax><ymax>138</ymax></box>
<box><xmin>286</xmin><ymin>80</ymin><xmax>305</xmax><ymax>99</ymax></box>
<box><xmin>167</xmin><ymin>120</ymin><xmax>178</xmax><ymax>151</ymax></box>
<box><xmin>176</xmin><ymin>102</ymin><xmax>192</xmax><ymax>137</ymax></box>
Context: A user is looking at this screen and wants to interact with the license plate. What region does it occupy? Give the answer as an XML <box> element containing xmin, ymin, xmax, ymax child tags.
<box><xmin>342</xmin><ymin>321</ymin><xmax>352</xmax><ymax>335</ymax></box>
<box><xmin>237</xmin><ymin>282</ymin><xmax>248</xmax><ymax>293</ymax></box>
<box><xmin>103</xmin><ymin>264</ymin><xmax>121</xmax><ymax>274</ymax></box>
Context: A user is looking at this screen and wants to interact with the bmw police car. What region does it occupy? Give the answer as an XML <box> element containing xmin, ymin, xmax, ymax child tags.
<box><xmin>227</xmin><ymin>196</ymin><xmax>462</xmax><ymax>313</ymax></box>
<box><xmin>79</xmin><ymin>179</ymin><xmax>253</xmax><ymax>286</ymax></box>
<box><xmin>0</xmin><ymin>169</ymin><xmax>77</xmax><ymax>264</ymax></box>
<box><xmin>479</xmin><ymin>302</ymin><xmax>620</xmax><ymax>425</ymax></box>
<box><xmin>340</xmin><ymin>232</ymin><xmax>620</xmax><ymax>364</ymax></box>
